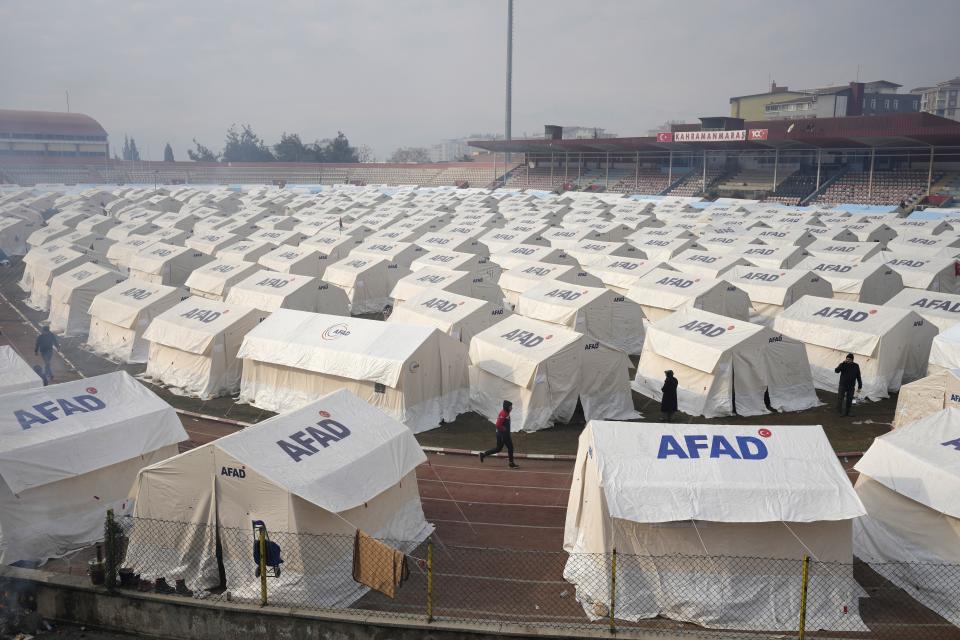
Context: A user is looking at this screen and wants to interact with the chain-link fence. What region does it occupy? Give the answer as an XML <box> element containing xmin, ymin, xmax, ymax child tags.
<box><xmin>108</xmin><ymin>514</ymin><xmax>960</xmax><ymax>639</ymax></box>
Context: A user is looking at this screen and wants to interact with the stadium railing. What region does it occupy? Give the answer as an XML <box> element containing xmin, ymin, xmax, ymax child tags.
<box><xmin>110</xmin><ymin>515</ymin><xmax>960</xmax><ymax>639</ymax></box>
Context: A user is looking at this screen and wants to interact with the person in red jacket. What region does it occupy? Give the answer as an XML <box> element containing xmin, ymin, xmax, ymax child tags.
<box><xmin>479</xmin><ymin>400</ymin><xmax>518</xmax><ymax>468</ymax></box>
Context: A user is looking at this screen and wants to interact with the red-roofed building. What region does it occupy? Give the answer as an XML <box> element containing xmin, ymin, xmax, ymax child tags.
<box><xmin>0</xmin><ymin>109</ymin><xmax>108</xmax><ymax>159</ymax></box>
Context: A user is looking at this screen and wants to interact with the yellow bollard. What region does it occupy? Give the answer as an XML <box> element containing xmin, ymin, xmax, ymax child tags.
<box><xmin>798</xmin><ymin>555</ymin><xmax>810</xmax><ymax>640</ymax></box>
<box><xmin>609</xmin><ymin>548</ymin><xmax>617</xmax><ymax>634</ymax></box>
<box><xmin>258</xmin><ymin>527</ymin><xmax>267</xmax><ymax>607</ymax></box>
<box><xmin>426</xmin><ymin>540</ymin><xmax>434</xmax><ymax>623</ymax></box>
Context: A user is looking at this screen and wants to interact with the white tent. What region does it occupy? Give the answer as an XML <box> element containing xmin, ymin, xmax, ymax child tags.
<box><xmin>387</xmin><ymin>288</ymin><xmax>508</xmax><ymax>344</ymax></box>
<box><xmin>794</xmin><ymin>256</ymin><xmax>903</xmax><ymax>304</ymax></box>
<box><xmin>517</xmin><ymin>280</ymin><xmax>645</xmax><ymax>355</ymax></box>
<box><xmin>633</xmin><ymin>308</ymin><xmax>819</xmax><ymax>417</ymax></box>
<box><xmin>739</xmin><ymin>243</ymin><xmax>811</xmax><ymax>269</ymax></box>
<box><xmin>184</xmin><ymin>259</ymin><xmax>260</xmax><ymax>301</ymax></box>
<box><xmin>409</xmin><ymin>250</ymin><xmax>504</xmax><ymax>304</ymax></box>
<box><xmin>928</xmin><ymin>323</ymin><xmax>960</xmax><ymax>375</ymax></box>
<box><xmin>0</xmin><ymin>346</ymin><xmax>42</xmax><ymax>394</ymax></box>
<box><xmin>890</xmin><ymin>369</ymin><xmax>960</xmax><ymax>428</ymax></box>
<box><xmin>629</xmin><ymin>235</ymin><xmax>702</xmax><ymax>261</ymax></box>
<box><xmin>26</xmin><ymin>224</ymin><xmax>73</xmax><ymax>249</ymax></box>
<box><xmin>489</xmin><ymin>244</ymin><xmax>578</xmax><ymax>271</ymax></box>
<box><xmin>216</xmin><ymin>239</ymin><xmax>275</xmax><ymax>264</ymax></box>
<box><xmin>806</xmin><ymin>239</ymin><xmax>883</xmax><ymax>263</ymax></box>
<box><xmin>0</xmin><ymin>372</ymin><xmax>186</xmax><ymax>564</ymax></box>
<box><xmin>143</xmin><ymin>298</ymin><xmax>264</xmax><ymax>399</ymax></box>
<box><xmin>124</xmin><ymin>388</ymin><xmax>431</xmax><ymax>606</ymax></box>
<box><xmin>625</xmin><ymin>268</ymin><xmax>750</xmax><ymax>322</ymax></box>
<box><xmin>498</xmin><ymin>261</ymin><xmax>603</xmax><ymax>308</ymax></box>
<box><xmin>867</xmin><ymin>252</ymin><xmax>959</xmax><ymax>294</ymax></box>
<box><xmin>0</xmin><ymin>216</ymin><xmax>38</xmax><ymax>256</ymax></box>
<box><xmin>564</xmin><ymin>240</ymin><xmax>640</xmax><ymax>268</ymax></box>
<box><xmin>853</xmin><ymin>408</ymin><xmax>960</xmax><ymax>626</ymax></box>
<box><xmin>225</xmin><ymin>270</ymin><xmax>350</xmax><ymax>316</ymax></box>
<box><xmin>87</xmin><ymin>280</ymin><xmax>190</xmax><ymax>363</ymax></box>
<box><xmin>725</xmin><ymin>266</ymin><xmax>834</xmax><ymax>326</ymax></box>
<box><xmin>468</xmin><ymin>315</ymin><xmax>637</xmax><ymax>431</ymax></box>
<box><xmin>563</xmin><ymin>421</ymin><xmax>865</xmax><ymax>632</ymax></box>
<box><xmin>415</xmin><ymin>232</ymin><xmax>489</xmax><ymax>255</ymax></box>
<box><xmin>48</xmin><ymin>263</ymin><xmax>126</xmax><ymax>336</ymax></box>
<box><xmin>672</xmin><ymin>249</ymin><xmax>751</xmax><ymax>280</ymax></box>
<box><xmin>586</xmin><ymin>258</ymin><xmax>673</xmax><ymax>295</ymax></box>
<box><xmin>105</xmin><ymin>235</ymin><xmax>158</xmax><ymax>274</ymax></box>
<box><xmin>885</xmin><ymin>288</ymin><xmax>960</xmax><ymax>333</ymax></box>
<box><xmin>238</xmin><ymin>310</ymin><xmax>469</xmax><ymax>433</ymax></box>
<box><xmin>129</xmin><ymin>243</ymin><xmax>214</xmax><ymax>287</ymax></box>
<box><xmin>389</xmin><ymin>267</ymin><xmax>473</xmax><ymax>305</ymax></box>
<box><xmin>323</xmin><ymin>255</ymin><xmax>391</xmax><ymax>315</ymax></box>
<box><xmin>21</xmin><ymin>247</ymin><xmax>92</xmax><ymax>311</ymax></box>
<box><xmin>185</xmin><ymin>232</ymin><xmax>238</xmax><ymax>256</ymax></box>
<box><xmin>257</xmin><ymin>245</ymin><xmax>332</xmax><ymax>278</ymax></box>
<box><xmin>774</xmin><ymin>295</ymin><xmax>937</xmax><ymax>399</ymax></box>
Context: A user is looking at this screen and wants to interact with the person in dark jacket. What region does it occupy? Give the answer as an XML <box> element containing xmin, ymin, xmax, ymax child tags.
<box><xmin>661</xmin><ymin>370</ymin><xmax>679</xmax><ymax>422</ymax></box>
<box><xmin>34</xmin><ymin>325</ymin><xmax>59</xmax><ymax>382</ymax></box>
<box><xmin>834</xmin><ymin>353</ymin><xmax>862</xmax><ymax>416</ymax></box>
<box><xmin>480</xmin><ymin>400</ymin><xmax>518</xmax><ymax>468</ymax></box>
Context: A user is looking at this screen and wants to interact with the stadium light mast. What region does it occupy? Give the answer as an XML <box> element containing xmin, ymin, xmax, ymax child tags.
<box><xmin>505</xmin><ymin>0</ymin><xmax>513</xmax><ymax>162</ymax></box>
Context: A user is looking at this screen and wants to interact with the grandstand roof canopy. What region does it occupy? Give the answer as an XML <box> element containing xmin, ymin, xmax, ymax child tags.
<box><xmin>470</xmin><ymin>113</ymin><xmax>960</xmax><ymax>154</ymax></box>
<box><xmin>0</xmin><ymin>109</ymin><xmax>107</xmax><ymax>137</ymax></box>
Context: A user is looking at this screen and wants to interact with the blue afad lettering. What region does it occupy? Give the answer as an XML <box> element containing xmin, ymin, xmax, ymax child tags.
<box><xmin>501</xmin><ymin>328</ymin><xmax>544</xmax><ymax>347</ymax></box>
<box><xmin>276</xmin><ymin>418</ymin><xmax>352</xmax><ymax>462</ymax></box>
<box><xmin>942</xmin><ymin>437</ymin><xmax>960</xmax><ymax>451</ymax></box>
<box><xmin>813</xmin><ymin>306</ymin><xmax>868</xmax><ymax>322</ymax></box>
<box><xmin>679</xmin><ymin>320</ymin><xmax>725</xmax><ymax>337</ymax></box>
<box><xmin>911</xmin><ymin>298</ymin><xmax>960</xmax><ymax>313</ymax></box>
<box><xmin>657</xmin><ymin>434</ymin><xmax>768</xmax><ymax>460</ymax></box>
<box><xmin>15</xmin><ymin>395</ymin><xmax>107</xmax><ymax>430</ymax></box>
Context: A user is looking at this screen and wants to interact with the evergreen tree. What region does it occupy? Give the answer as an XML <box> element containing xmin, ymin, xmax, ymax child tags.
<box><xmin>163</xmin><ymin>143</ymin><xmax>174</xmax><ymax>162</ymax></box>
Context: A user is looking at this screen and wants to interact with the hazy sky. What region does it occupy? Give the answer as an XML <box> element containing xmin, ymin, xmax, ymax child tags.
<box><xmin>2</xmin><ymin>0</ymin><xmax>958</xmax><ymax>160</ymax></box>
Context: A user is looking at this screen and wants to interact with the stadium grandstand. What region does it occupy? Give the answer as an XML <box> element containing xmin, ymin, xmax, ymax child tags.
<box><xmin>0</xmin><ymin>109</ymin><xmax>108</xmax><ymax>160</ymax></box>
<box><xmin>472</xmin><ymin>112</ymin><xmax>960</xmax><ymax>206</ymax></box>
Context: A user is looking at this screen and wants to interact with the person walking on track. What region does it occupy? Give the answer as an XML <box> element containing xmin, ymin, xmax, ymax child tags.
<box><xmin>834</xmin><ymin>353</ymin><xmax>862</xmax><ymax>417</ymax></box>
<box><xmin>480</xmin><ymin>400</ymin><xmax>518</xmax><ymax>468</ymax></box>
<box><xmin>661</xmin><ymin>370</ymin><xmax>679</xmax><ymax>422</ymax></box>
<box><xmin>34</xmin><ymin>325</ymin><xmax>59</xmax><ymax>382</ymax></box>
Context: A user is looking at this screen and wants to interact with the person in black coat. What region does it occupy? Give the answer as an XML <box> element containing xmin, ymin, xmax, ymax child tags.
<box><xmin>661</xmin><ymin>370</ymin><xmax>679</xmax><ymax>422</ymax></box>
<box><xmin>834</xmin><ymin>353</ymin><xmax>862</xmax><ymax>417</ymax></box>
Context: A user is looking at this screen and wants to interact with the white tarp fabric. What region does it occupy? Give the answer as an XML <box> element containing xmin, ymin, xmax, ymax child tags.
<box><xmin>929</xmin><ymin>323</ymin><xmax>960</xmax><ymax>374</ymax></box>
<box><xmin>387</xmin><ymin>288</ymin><xmax>508</xmax><ymax>344</ymax></box>
<box><xmin>0</xmin><ymin>346</ymin><xmax>43</xmax><ymax>394</ymax></box>
<box><xmin>885</xmin><ymin>288</ymin><xmax>960</xmax><ymax>333</ymax></box>
<box><xmin>225</xmin><ymin>270</ymin><xmax>350</xmax><ymax>316</ymax></box>
<box><xmin>143</xmin><ymin>298</ymin><xmax>264</xmax><ymax>399</ymax></box>
<box><xmin>891</xmin><ymin>369</ymin><xmax>960</xmax><ymax>428</ymax></box>
<box><xmin>725</xmin><ymin>266</ymin><xmax>834</xmax><ymax>326</ymax></box>
<box><xmin>217</xmin><ymin>239</ymin><xmax>275</xmax><ymax>264</ymax></box>
<box><xmin>853</xmin><ymin>408</ymin><xmax>960</xmax><ymax>625</ymax></box>
<box><xmin>517</xmin><ymin>280</ymin><xmax>646</xmax><ymax>355</ymax></box>
<box><xmin>586</xmin><ymin>258</ymin><xmax>673</xmax><ymax>294</ymax></box>
<box><xmin>105</xmin><ymin>235</ymin><xmax>158</xmax><ymax>274</ymax></box>
<box><xmin>633</xmin><ymin>308</ymin><xmax>819</xmax><ymax>417</ymax></box>
<box><xmin>625</xmin><ymin>268</ymin><xmax>750</xmax><ymax>322</ymax></box>
<box><xmin>21</xmin><ymin>247</ymin><xmax>91</xmax><ymax>311</ymax></box>
<box><xmin>774</xmin><ymin>296</ymin><xmax>938</xmax><ymax>398</ymax></box>
<box><xmin>129</xmin><ymin>243</ymin><xmax>213</xmax><ymax>287</ymax></box>
<box><xmin>323</xmin><ymin>255</ymin><xmax>391</xmax><ymax>315</ymax></box>
<box><xmin>739</xmin><ymin>243</ymin><xmax>810</xmax><ymax>269</ymax></box>
<box><xmin>237</xmin><ymin>310</ymin><xmax>469</xmax><ymax>433</ymax></box>
<box><xmin>389</xmin><ymin>267</ymin><xmax>473</xmax><ymax>305</ymax></box>
<box><xmin>563</xmin><ymin>421</ymin><xmax>865</xmax><ymax>632</ymax></box>
<box><xmin>672</xmin><ymin>249</ymin><xmax>751</xmax><ymax>279</ymax></box>
<box><xmin>48</xmin><ymin>263</ymin><xmax>126</xmax><ymax>336</ymax></box>
<box><xmin>0</xmin><ymin>372</ymin><xmax>185</xmax><ymax>563</ymax></box>
<box><xmin>498</xmin><ymin>261</ymin><xmax>603</xmax><ymax>308</ymax></box>
<box><xmin>469</xmin><ymin>315</ymin><xmax>582</xmax><ymax>432</ymax></box>
<box><xmin>258</xmin><ymin>245</ymin><xmax>331</xmax><ymax>278</ymax></box>
<box><xmin>794</xmin><ymin>256</ymin><xmax>903</xmax><ymax>304</ymax></box>
<box><xmin>868</xmin><ymin>252</ymin><xmax>959</xmax><ymax>294</ymax></box>
<box><xmin>184</xmin><ymin>259</ymin><xmax>260</xmax><ymax>300</ymax></box>
<box><xmin>0</xmin><ymin>217</ymin><xmax>38</xmax><ymax>256</ymax></box>
<box><xmin>125</xmin><ymin>388</ymin><xmax>432</xmax><ymax>607</ymax></box>
<box><xmin>87</xmin><ymin>280</ymin><xmax>189</xmax><ymax>363</ymax></box>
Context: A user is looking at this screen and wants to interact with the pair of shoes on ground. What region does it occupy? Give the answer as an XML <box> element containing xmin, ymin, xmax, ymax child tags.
<box><xmin>478</xmin><ymin>452</ymin><xmax>519</xmax><ymax>469</ymax></box>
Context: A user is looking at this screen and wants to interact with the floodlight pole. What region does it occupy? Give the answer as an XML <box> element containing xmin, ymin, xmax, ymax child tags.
<box><xmin>505</xmin><ymin>0</ymin><xmax>513</xmax><ymax>162</ymax></box>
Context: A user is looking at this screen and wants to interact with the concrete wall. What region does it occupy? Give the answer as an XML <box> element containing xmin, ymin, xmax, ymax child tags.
<box><xmin>0</xmin><ymin>566</ymin><xmax>675</xmax><ymax>640</ymax></box>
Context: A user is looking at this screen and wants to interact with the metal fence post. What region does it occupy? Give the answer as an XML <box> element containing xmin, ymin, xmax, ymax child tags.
<box><xmin>798</xmin><ymin>555</ymin><xmax>810</xmax><ymax>640</ymax></box>
<box><xmin>426</xmin><ymin>539</ymin><xmax>434</xmax><ymax>622</ymax></box>
<box><xmin>609</xmin><ymin>548</ymin><xmax>617</xmax><ymax>634</ymax></box>
<box><xmin>104</xmin><ymin>508</ymin><xmax>117</xmax><ymax>592</ymax></box>
<box><xmin>258</xmin><ymin>527</ymin><xmax>268</xmax><ymax>606</ymax></box>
